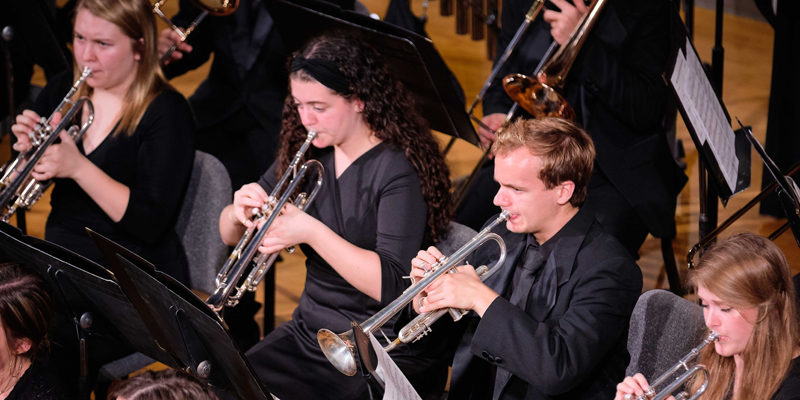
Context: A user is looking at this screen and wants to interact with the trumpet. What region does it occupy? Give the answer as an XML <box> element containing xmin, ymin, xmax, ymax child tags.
<box><xmin>0</xmin><ymin>67</ymin><xmax>94</xmax><ymax>223</ymax></box>
<box><xmin>629</xmin><ymin>331</ymin><xmax>719</xmax><ymax>400</ymax></box>
<box><xmin>206</xmin><ymin>130</ymin><xmax>324</xmax><ymax>315</ymax></box>
<box><xmin>318</xmin><ymin>211</ymin><xmax>510</xmax><ymax>376</ymax></box>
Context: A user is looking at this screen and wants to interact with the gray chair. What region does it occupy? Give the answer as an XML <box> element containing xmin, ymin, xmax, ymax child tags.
<box><xmin>174</xmin><ymin>150</ymin><xmax>232</xmax><ymax>295</ymax></box>
<box><xmin>96</xmin><ymin>151</ymin><xmax>232</xmax><ymax>388</ymax></box>
<box><xmin>437</xmin><ymin>222</ymin><xmax>478</xmax><ymax>255</ymax></box>
<box><xmin>626</xmin><ymin>289</ymin><xmax>707</xmax><ymax>380</ymax></box>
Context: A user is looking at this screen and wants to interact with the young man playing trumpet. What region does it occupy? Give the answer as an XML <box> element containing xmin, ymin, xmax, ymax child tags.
<box><xmin>411</xmin><ymin>117</ymin><xmax>642</xmax><ymax>400</ymax></box>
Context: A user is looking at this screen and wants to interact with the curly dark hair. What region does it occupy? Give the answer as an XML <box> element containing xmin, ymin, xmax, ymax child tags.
<box><xmin>108</xmin><ymin>369</ymin><xmax>218</xmax><ymax>400</ymax></box>
<box><xmin>275</xmin><ymin>33</ymin><xmax>451</xmax><ymax>242</ymax></box>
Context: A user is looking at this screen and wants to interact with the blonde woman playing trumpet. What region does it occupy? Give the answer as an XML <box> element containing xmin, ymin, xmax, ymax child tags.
<box><xmin>615</xmin><ymin>233</ymin><xmax>800</xmax><ymax>400</ymax></box>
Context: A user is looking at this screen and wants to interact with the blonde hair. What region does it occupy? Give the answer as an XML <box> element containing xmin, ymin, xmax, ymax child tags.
<box><xmin>72</xmin><ymin>0</ymin><xmax>172</xmax><ymax>136</ymax></box>
<box><xmin>492</xmin><ymin>117</ymin><xmax>595</xmax><ymax>207</ymax></box>
<box><xmin>687</xmin><ymin>233</ymin><xmax>800</xmax><ymax>399</ymax></box>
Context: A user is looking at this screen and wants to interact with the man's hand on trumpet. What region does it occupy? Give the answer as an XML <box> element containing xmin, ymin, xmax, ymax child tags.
<box><xmin>410</xmin><ymin>247</ymin><xmax>500</xmax><ymax>318</ymax></box>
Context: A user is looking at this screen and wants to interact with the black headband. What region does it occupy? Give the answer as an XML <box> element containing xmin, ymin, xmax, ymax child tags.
<box><xmin>290</xmin><ymin>56</ymin><xmax>352</xmax><ymax>95</ymax></box>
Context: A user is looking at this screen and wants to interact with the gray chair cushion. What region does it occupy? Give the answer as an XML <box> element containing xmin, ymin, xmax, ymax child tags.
<box><xmin>626</xmin><ymin>289</ymin><xmax>707</xmax><ymax>379</ymax></box>
<box><xmin>175</xmin><ymin>151</ymin><xmax>232</xmax><ymax>295</ymax></box>
<box><xmin>437</xmin><ymin>222</ymin><xmax>478</xmax><ymax>256</ymax></box>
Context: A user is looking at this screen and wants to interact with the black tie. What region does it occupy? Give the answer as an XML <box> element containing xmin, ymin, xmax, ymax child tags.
<box><xmin>508</xmin><ymin>245</ymin><xmax>547</xmax><ymax>308</ymax></box>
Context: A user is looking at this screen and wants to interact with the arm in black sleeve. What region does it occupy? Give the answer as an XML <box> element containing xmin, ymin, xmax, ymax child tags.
<box><xmin>375</xmin><ymin>165</ymin><xmax>428</xmax><ymax>307</ymax></box>
<box><xmin>162</xmin><ymin>0</ymin><xmax>215</xmax><ymax>79</ymax></box>
<box><xmin>483</xmin><ymin>0</ymin><xmax>553</xmax><ymax>116</ymax></box>
<box><xmin>569</xmin><ymin>0</ymin><xmax>672</xmax><ymax>132</ymax></box>
<box><xmin>115</xmin><ymin>91</ymin><xmax>196</xmax><ymax>243</ymax></box>
<box><xmin>470</xmin><ymin>254</ymin><xmax>641</xmax><ymax>395</ymax></box>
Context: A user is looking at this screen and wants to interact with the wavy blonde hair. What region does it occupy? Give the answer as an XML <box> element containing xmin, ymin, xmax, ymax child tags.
<box><xmin>72</xmin><ymin>0</ymin><xmax>172</xmax><ymax>136</ymax></box>
<box><xmin>687</xmin><ymin>233</ymin><xmax>800</xmax><ymax>399</ymax></box>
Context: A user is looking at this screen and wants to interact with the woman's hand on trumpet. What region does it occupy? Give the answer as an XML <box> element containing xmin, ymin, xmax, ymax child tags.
<box><xmin>32</xmin><ymin>129</ymin><xmax>89</xmax><ymax>181</ymax></box>
<box><xmin>10</xmin><ymin>110</ymin><xmax>59</xmax><ymax>153</ymax></box>
<box><xmin>614</xmin><ymin>373</ymin><xmax>674</xmax><ymax>400</ymax></box>
<box><xmin>258</xmin><ymin>203</ymin><xmax>322</xmax><ymax>254</ymax></box>
<box><xmin>230</xmin><ymin>183</ymin><xmax>270</xmax><ymax>228</ymax></box>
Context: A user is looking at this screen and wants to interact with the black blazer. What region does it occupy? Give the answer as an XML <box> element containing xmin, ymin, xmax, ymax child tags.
<box><xmin>484</xmin><ymin>0</ymin><xmax>687</xmax><ymax>238</ymax></box>
<box><xmin>164</xmin><ymin>0</ymin><xmax>288</xmax><ymax>131</ymax></box>
<box><xmin>448</xmin><ymin>207</ymin><xmax>642</xmax><ymax>400</ymax></box>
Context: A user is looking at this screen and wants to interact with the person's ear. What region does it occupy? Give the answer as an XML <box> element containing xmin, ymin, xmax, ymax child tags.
<box><xmin>352</xmin><ymin>98</ymin><xmax>365</xmax><ymax>113</ymax></box>
<box><xmin>556</xmin><ymin>181</ymin><xmax>575</xmax><ymax>206</ymax></box>
<box><xmin>12</xmin><ymin>337</ymin><xmax>32</xmax><ymax>356</ymax></box>
<box><xmin>134</xmin><ymin>38</ymin><xmax>144</xmax><ymax>61</ymax></box>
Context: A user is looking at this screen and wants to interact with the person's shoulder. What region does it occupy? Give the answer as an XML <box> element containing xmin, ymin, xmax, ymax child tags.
<box><xmin>371</xmin><ymin>143</ymin><xmax>418</xmax><ymax>178</ymax></box>
<box><xmin>773</xmin><ymin>357</ymin><xmax>800</xmax><ymax>400</ymax></box>
<box><xmin>149</xmin><ymin>86</ymin><xmax>192</xmax><ymax>112</ymax></box>
<box><xmin>578</xmin><ymin>219</ymin><xmax>639</xmax><ymax>272</ymax></box>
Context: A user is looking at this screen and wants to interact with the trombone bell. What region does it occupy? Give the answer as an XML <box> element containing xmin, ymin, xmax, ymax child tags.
<box><xmin>503</xmin><ymin>74</ymin><xmax>576</xmax><ymax>120</ymax></box>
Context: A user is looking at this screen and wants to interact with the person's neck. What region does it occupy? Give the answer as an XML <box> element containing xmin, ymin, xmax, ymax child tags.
<box><xmin>0</xmin><ymin>356</ymin><xmax>31</xmax><ymax>399</ymax></box>
<box><xmin>333</xmin><ymin>126</ymin><xmax>381</xmax><ymax>177</ymax></box>
<box><xmin>533</xmin><ymin>205</ymin><xmax>579</xmax><ymax>245</ymax></box>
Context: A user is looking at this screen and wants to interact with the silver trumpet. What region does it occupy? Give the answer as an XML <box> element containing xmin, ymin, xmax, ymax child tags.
<box><xmin>318</xmin><ymin>211</ymin><xmax>510</xmax><ymax>376</ymax></box>
<box><xmin>206</xmin><ymin>130</ymin><xmax>324</xmax><ymax>315</ymax></box>
<box><xmin>631</xmin><ymin>331</ymin><xmax>719</xmax><ymax>400</ymax></box>
<box><xmin>0</xmin><ymin>67</ymin><xmax>94</xmax><ymax>222</ymax></box>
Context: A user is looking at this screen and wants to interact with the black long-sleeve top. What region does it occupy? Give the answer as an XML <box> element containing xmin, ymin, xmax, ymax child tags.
<box><xmin>34</xmin><ymin>71</ymin><xmax>196</xmax><ymax>283</ymax></box>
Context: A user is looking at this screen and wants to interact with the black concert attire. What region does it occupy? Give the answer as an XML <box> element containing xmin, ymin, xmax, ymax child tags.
<box><xmin>5</xmin><ymin>358</ymin><xmax>70</xmax><ymax>400</ymax></box>
<box><xmin>246</xmin><ymin>143</ymin><xmax>447</xmax><ymax>400</ymax></box>
<box><xmin>163</xmin><ymin>0</ymin><xmax>287</xmax><ymax>190</ymax></box>
<box><xmin>772</xmin><ymin>357</ymin><xmax>800</xmax><ymax>400</ymax></box>
<box><xmin>754</xmin><ymin>0</ymin><xmax>800</xmax><ymax>218</ymax></box>
<box><xmin>447</xmin><ymin>207</ymin><xmax>642</xmax><ymax>400</ymax></box>
<box><xmin>456</xmin><ymin>0</ymin><xmax>687</xmax><ymax>256</ymax></box>
<box><xmin>32</xmin><ymin>71</ymin><xmax>195</xmax><ymax>284</ymax></box>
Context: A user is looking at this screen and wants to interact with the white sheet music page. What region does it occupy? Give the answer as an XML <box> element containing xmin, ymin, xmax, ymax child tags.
<box><xmin>670</xmin><ymin>37</ymin><xmax>739</xmax><ymax>193</ymax></box>
<box><xmin>368</xmin><ymin>333</ymin><xmax>423</xmax><ymax>400</ymax></box>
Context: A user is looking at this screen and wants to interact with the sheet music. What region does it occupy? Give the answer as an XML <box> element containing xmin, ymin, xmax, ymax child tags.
<box><xmin>670</xmin><ymin>38</ymin><xmax>738</xmax><ymax>193</ymax></box>
<box><xmin>368</xmin><ymin>333</ymin><xmax>423</xmax><ymax>400</ymax></box>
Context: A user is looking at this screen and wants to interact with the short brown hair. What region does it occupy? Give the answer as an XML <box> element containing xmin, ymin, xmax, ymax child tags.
<box><xmin>0</xmin><ymin>263</ymin><xmax>54</xmax><ymax>361</ymax></box>
<box><xmin>108</xmin><ymin>369</ymin><xmax>219</xmax><ymax>400</ymax></box>
<box><xmin>492</xmin><ymin>118</ymin><xmax>595</xmax><ymax>206</ymax></box>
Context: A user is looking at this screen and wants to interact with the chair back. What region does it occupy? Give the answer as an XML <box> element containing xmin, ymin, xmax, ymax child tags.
<box><xmin>175</xmin><ymin>151</ymin><xmax>232</xmax><ymax>295</ymax></box>
<box><xmin>437</xmin><ymin>222</ymin><xmax>478</xmax><ymax>256</ymax></box>
<box><xmin>626</xmin><ymin>289</ymin><xmax>707</xmax><ymax>378</ymax></box>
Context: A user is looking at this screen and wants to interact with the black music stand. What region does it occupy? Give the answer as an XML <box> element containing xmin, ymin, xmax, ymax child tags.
<box><xmin>0</xmin><ymin>222</ymin><xmax>177</xmax><ymax>399</ymax></box>
<box><xmin>87</xmin><ymin>229</ymin><xmax>273</xmax><ymax>400</ymax></box>
<box><xmin>736</xmin><ymin>120</ymin><xmax>800</xmax><ymax>249</ymax></box>
<box><xmin>264</xmin><ymin>0</ymin><xmax>479</xmax><ymax>147</ymax></box>
<box><xmin>350</xmin><ymin>323</ymin><xmax>386</xmax><ymax>398</ymax></box>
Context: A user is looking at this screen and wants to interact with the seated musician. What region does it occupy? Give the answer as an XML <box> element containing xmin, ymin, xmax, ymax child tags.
<box><xmin>411</xmin><ymin>117</ymin><xmax>642</xmax><ymax>400</ymax></box>
<box><xmin>10</xmin><ymin>0</ymin><xmax>195</xmax><ymax>284</ymax></box>
<box><xmin>0</xmin><ymin>262</ymin><xmax>67</xmax><ymax>400</ymax></box>
<box><xmin>108</xmin><ymin>369</ymin><xmax>218</xmax><ymax>400</ymax></box>
<box><xmin>217</xmin><ymin>33</ymin><xmax>452</xmax><ymax>400</ymax></box>
<box><xmin>615</xmin><ymin>233</ymin><xmax>800</xmax><ymax>400</ymax></box>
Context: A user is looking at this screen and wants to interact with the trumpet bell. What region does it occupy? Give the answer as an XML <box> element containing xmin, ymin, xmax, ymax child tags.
<box><xmin>317</xmin><ymin>329</ymin><xmax>357</xmax><ymax>376</ymax></box>
<box><xmin>503</xmin><ymin>73</ymin><xmax>576</xmax><ymax>121</ymax></box>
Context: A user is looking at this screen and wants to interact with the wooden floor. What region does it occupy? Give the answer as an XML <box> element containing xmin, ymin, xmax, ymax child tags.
<box><xmin>3</xmin><ymin>1</ymin><xmax>797</xmax><ymax>333</ymax></box>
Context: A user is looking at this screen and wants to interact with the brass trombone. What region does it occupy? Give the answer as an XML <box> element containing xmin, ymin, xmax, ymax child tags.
<box><xmin>318</xmin><ymin>210</ymin><xmax>509</xmax><ymax>376</ymax></box>
<box><xmin>153</xmin><ymin>0</ymin><xmax>239</xmax><ymax>65</ymax></box>
<box><xmin>630</xmin><ymin>331</ymin><xmax>718</xmax><ymax>400</ymax></box>
<box><xmin>0</xmin><ymin>67</ymin><xmax>95</xmax><ymax>222</ymax></box>
<box><xmin>206</xmin><ymin>130</ymin><xmax>324</xmax><ymax>315</ymax></box>
<box><xmin>453</xmin><ymin>0</ymin><xmax>605</xmax><ymax>206</ymax></box>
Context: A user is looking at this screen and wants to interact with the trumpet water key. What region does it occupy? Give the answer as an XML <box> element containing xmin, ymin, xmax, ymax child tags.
<box><xmin>0</xmin><ymin>67</ymin><xmax>94</xmax><ymax>223</ymax></box>
<box><xmin>317</xmin><ymin>210</ymin><xmax>510</xmax><ymax>376</ymax></box>
<box><xmin>206</xmin><ymin>130</ymin><xmax>324</xmax><ymax>315</ymax></box>
<box><xmin>630</xmin><ymin>331</ymin><xmax>719</xmax><ymax>400</ymax></box>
